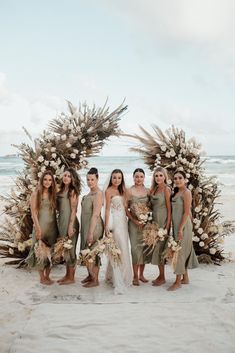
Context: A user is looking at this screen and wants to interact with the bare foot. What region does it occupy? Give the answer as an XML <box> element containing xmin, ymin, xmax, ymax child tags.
<box><xmin>181</xmin><ymin>279</ymin><xmax>189</xmax><ymax>284</ymax></box>
<box><xmin>139</xmin><ymin>276</ymin><xmax>148</xmax><ymax>283</ymax></box>
<box><xmin>152</xmin><ymin>278</ymin><xmax>166</xmax><ymax>286</ymax></box>
<box><xmin>132</xmin><ymin>278</ymin><xmax>140</xmax><ymax>286</ymax></box>
<box><xmin>40</xmin><ymin>278</ymin><xmax>54</xmax><ymax>285</ymax></box>
<box><xmin>57</xmin><ymin>276</ymin><xmax>67</xmax><ymax>283</ymax></box>
<box><xmin>167</xmin><ymin>282</ymin><xmax>182</xmax><ymax>291</ymax></box>
<box><xmin>81</xmin><ymin>275</ymin><xmax>92</xmax><ymax>284</ymax></box>
<box><xmin>83</xmin><ymin>281</ymin><xmax>99</xmax><ymax>288</ymax></box>
<box><xmin>59</xmin><ymin>278</ymin><xmax>75</xmax><ymax>285</ymax></box>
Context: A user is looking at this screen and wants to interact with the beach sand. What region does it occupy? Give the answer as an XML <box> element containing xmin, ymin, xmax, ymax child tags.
<box><xmin>0</xmin><ymin>194</ymin><xmax>235</xmax><ymax>353</ymax></box>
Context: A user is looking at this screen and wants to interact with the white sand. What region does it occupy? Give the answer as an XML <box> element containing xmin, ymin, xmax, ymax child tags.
<box><xmin>0</xmin><ymin>195</ymin><xmax>235</xmax><ymax>353</ymax></box>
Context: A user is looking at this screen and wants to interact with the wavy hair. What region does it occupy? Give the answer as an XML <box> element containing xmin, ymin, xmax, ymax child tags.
<box><xmin>36</xmin><ymin>170</ymin><xmax>57</xmax><ymax>211</ymax></box>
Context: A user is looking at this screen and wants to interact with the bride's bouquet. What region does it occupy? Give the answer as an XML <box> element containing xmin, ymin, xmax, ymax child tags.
<box><xmin>162</xmin><ymin>235</ymin><xmax>182</xmax><ymax>271</ymax></box>
<box><xmin>143</xmin><ymin>222</ymin><xmax>168</xmax><ymax>253</ymax></box>
<box><xmin>52</xmin><ymin>237</ymin><xmax>73</xmax><ymax>264</ymax></box>
<box><xmin>130</xmin><ymin>202</ymin><xmax>152</xmax><ymax>225</ymax></box>
<box><xmin>78</xmin><ymin>232</ymin><xmax>121</xmax><ymax>266</ymax></box>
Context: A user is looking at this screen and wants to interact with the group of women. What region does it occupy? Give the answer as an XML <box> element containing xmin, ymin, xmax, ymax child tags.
<box><xmin>27</xmin><ymin>165</ymin><xmax>198</xmax><ymax>292</ymax></box>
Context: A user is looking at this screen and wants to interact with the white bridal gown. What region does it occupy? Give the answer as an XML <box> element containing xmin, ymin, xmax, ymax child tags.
<box><xmin>105</xmin><ymin>195</ymin><xmax>133</xmax><ymax>294</ymax></box>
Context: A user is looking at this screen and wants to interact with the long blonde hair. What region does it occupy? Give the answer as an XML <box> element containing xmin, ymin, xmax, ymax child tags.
<box><xmin>151</xmin><ymin>167</ymin><xmax>168</xmax><ymax>194</ymax></box>
<box><xmin>36</xmin><ymin>170</ymin><xmax>57</xmax><ymax>211</ymax></box>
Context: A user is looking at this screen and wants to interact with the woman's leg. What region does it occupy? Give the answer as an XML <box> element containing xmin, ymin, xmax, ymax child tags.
<box><xmin>167</xmin><ymin>274</ymin><xmax>182</xmax><ymax>291</ymax></box>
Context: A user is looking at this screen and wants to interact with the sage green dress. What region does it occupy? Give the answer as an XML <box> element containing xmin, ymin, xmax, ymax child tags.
<box><xmin>172</xmin><ymin>193</ymin><xmax>199</xmax><ymax>275</ymax></box>
<box><xmin>57</xmin><ymin>191</ymin><xmax>79</xmax><ymax>267</ymax></box>
<box><xmin>150</xmin><ymin>191</ymin><xmax>168</xmax><ymax>265</ymax></box>
<box><xmin>26</xmin><ymin>198</ymin><xmax>58</xmax><ymax>270</ymax></box>
<box><xmin>80</xmin><ymin>193</ymin><xmax>104</xmax><ymax>265</ymax></box>
<box><xmin>128</xmin><ymin>195</ymin><xmax>149</xmax><ymax>265</ymax></box>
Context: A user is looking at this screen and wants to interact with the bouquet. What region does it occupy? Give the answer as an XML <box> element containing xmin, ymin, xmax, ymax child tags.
<box><xmin>162</xmin><ymin>235</ymin><xmax>182</xmax><ymax>271</ymax></box>
<box><xmin>143</xmin><ymin>222</ymin><xmax>168</xmax><ymax>253</ymax></box>
<box><xmin>34</xmin><ymin>239</ymin><xmax>52</xmax><ymax>268</ymax></box>
<box><xmin>52</xmin><ymin>237</ymin><xmax>73</xmax><ymax>264</ymax></box>
<box><xmin>130</xmin><ymin>202</ymin><xmax>152</xmax><ymax>225</ymax></box>
<box><xmin>78</xmin><ymin>233</ymin><xmax>121</xmax><ymax>266</ymax></box>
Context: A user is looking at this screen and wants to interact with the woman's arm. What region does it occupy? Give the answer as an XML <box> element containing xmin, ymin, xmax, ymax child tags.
<box><xmin>164</xmin><ymin>187</ymin><xmax>172</xmax><ymax>233</ymax></box>
<box><xmin>30</xmin><ymin>191</ymin><xmax>41</xmax><ymax>240</ymax></box>
<box><xmin>68</xmin><ymin>191</ymin><xmax>79</xmax><ymax>238</ymax></box>
<box><xmin>104</xmin><ymin>189</ymin><xmax>112</xmax><ymax>235</ymax></box>
<box><xmin>87</xmin><ymin>191</ymin><xmax>103</xmax><ymax>245</ymax></box>
<box><xmin>125</xmin><ymin>188</ymin><xmax>144</xmax><ymax>228</ymax></box>
<box><xmin>178</xmin><ymin>190</ymin><xmax>192</xmax><ymax>240</ymax></box>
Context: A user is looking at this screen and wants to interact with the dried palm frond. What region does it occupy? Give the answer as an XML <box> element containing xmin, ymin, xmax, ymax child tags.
<box><xmin>0</xmin><ymin>99</ymin><xmax>127</xmax><ymax>264</ymax></box>
<box><xmin>127</xmin><ymin>125</ymin><xmax>234</xmax><ymax>263</ymax></box>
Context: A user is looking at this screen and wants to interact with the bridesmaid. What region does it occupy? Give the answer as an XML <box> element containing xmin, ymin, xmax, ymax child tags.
<box><xmin>168</xmin><ymin>170</ymin><xmax>199</xmax><ymax>291</ymax></box>
<box><xmin>27</xmin><ymin>170</ymin><xmax>58</xmax><ymax>284</ymax></box>
<box><xmin>127</xmin><ymin>168</ymin><xmax>149</xmax><ymax>286</ymax></box>
<box><xmin>80</xmin><ymin>168</ymin><xmax>104</xmax><ymax>288</ymax></box>
<box><xmin>57</xmin><ymin>168</ymin><xmax>80</xmax><ymax>285</ymax></box>
<box><xmin>150</xmin><ymin>167</ymin><xmax>171</xmax><ymax>286</ymax></box>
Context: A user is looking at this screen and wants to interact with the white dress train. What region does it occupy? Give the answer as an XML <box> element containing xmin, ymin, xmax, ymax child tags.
<box><xmin>105</xmin><ymin>195</ymin><xmax>133</xmax><ymax>294</ymax></box>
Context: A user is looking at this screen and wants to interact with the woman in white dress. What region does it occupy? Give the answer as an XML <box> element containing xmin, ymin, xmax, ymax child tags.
<box><xmin>104</xmin><ymin>169</ymin><xmax>133</xmax><ymax>293</ymax></box>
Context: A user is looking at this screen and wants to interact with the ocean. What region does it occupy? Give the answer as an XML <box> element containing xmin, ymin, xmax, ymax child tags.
<box><xmin>0</xmin><ymin>155</ymin><xmax>235</xmax><ymax>196</ymax></box>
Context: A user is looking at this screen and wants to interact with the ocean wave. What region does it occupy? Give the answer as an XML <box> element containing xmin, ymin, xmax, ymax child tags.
<box><xmin>206</xmin><ymin>158</ymin><xmax>235</xmax><ymax>164</ymax></box>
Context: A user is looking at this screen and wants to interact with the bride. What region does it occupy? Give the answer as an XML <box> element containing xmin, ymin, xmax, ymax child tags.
<box><xmin>104</xmin><ymin>169</ymin><xmax>133</xmax><ymax>294</ymax></box>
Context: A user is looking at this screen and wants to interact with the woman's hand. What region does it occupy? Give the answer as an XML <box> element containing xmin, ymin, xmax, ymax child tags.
<box><xmin>178</xmin><ymin>229</ymin><xmax>183</xmax><ymax>241</ymax></box>
<box><xmin>87</xmin><ymin>232</ymin><xmax>93</xmax><ymax>246</ymax></box>
<box><xmin>68</xmin><ymin>224</ymin><xmax>75</xmax><ymax>238</ymax></box>
<box><xmin>35</xmin><ymin>227</ymin><xmax>42</xmax><ymax>240</ymax></box>
<box><xmin>105</xmin><ymin>227</ymin><xmax>110</xmax><ymax>237</ymax></box>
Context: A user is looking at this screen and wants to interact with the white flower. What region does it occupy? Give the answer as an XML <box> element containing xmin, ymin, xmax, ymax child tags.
<box><xmin>73</xmin><ymin>149</ymin><xmax>79</xmax><ymax>154</ymax></box>
<box><xmin>201</xmin><ymin>233</ymin><xmax>208</xmax><ymax>240</ymax></box>
<box><xmin>9</xmin><ymin>248</ymin><xmax>14</xmax><ymax>255</ymax></box>
<box><xmin>62</xmin><ymin>123</ymin><xmax>68</xmax><ymax>130</ymax></box>
<box><xmin>44</xmin><ymin>160</ymin><xmax>49</xmax><ymax>166</ymax></box>
<box><xmin>171</xmin><ymin>162</ymin><xmax>176</xmax><ymax>167</ymax></box>
<box><xmin>160</xmin><ymin>145</ymin><xmax>167</xmax><ymax>152</ymax></box>
<box><xmin>186</xmin><ymin>173</ymin><xmax>190</xmax><ymax>178</ymax></box>
<box><xmin>170</xmin><ymin>149</ymin><xmax>176</xmax><ymax>157</ymax></box>
<box><xmin>87</xmin><ymin>127</ymin><xmax>93</xmax><ymax>133</ymax></box>
<box><xmin>64</xmin><ymin>243</ymin><xmax>73</xmax><ymax>249</ymax></box>
<box><xmin>178</xmin><ymin>166</ymin><xmax>184</xmax><ymax>171</ymax></box>
<box><xmin>209</xmin><ymin>248</ymin><xmax>216</xmax><ymax>255</ymax></box>
<box><xmin>18</xmin><ymin>242</ymin><xmax>26</xmax><ymax>252</ymax></box>
<box><xmin>51</xmin><ymin>147</ymin><xmax>56</xmax><ymax>152</ymax></box>
<box><xmin>199</xmin><ymin>241</ymin><xmax>205</xmax><ymax>247</ymax></box>
<box><xmin>165</xmin><ymin>151</ymin><xmax>171</xmax><ymax>158</ymax></box>
<box><xmin>81</xmin><ymin>138</ymin><xmax>86</xmax><ymax>144</ymax></box>
<box><xmin>189</xmin><ymin>163</ymin><xmax>194</xmax><ymax>169</ymax></box>
<box><xmin>81</xmin><ymin>123</ymin><xmax>85</xmax><ymax>128</ymax></box>
<box><xmin>68</xmin><ymin>124</ymin><xmax>74</xmax><ymax>130</ymax></box>
<box><xmin>70</xmin><ymin>153</ymin><xmax>76</xmax><ymax>159</ymax></box>
<box><xmin>81</xmin><ymin>249</ymin><xmax>91</xmax><ymax>256</ymax></box>
<box><xmin>176</xmin><ymin>138</ymin><xmax>180</xmax><ymax>146</ymax></box>
<box><xmin>51</xmin><ymin>153</ymin><xmax>57</xmax><ymax>159</ymax></box>
<box><xmin>198</xmin><ymin>228</ymin><xmax>203</xmax><ymax>235</ymax></box>
<box><xmin>195</xmin><ymin>205</ymin><xmax>202</xmax><ymax>213</ymax></box>
<box><xmin>37</xmin><ymin>172</ymin><xmax>42</xmax><ymax>178</ymax></box>
<box><xmin>66</xmin><ymin>142</ymin><xmax>72</xmax><ymax>148</ymax></box>
<box><xmin>156</xmin><ymin>154</ymin><xmax>161</xmax><ymax>160</ymax></box>
<box><xmin>188</xmin><ymin>184</ymin><xmax>193</xmax><ymax>190</ymax></box>
<box><xmin>61</xmin><ymin>134</ymin><xmax>67</xmax><ymax>141</ymax></box>
<box><xmin>37</xmin><ymin>155</ymin><xmax>44</xmax><ymax>163</ymax></box>
<box><xmin>192</xmin><ymin>236</ymin><xmax>200</xmax><ymax>242</ymax></box>
<box><xmin>41</xmin><ymin>166</ymin><xmax>46</xmax><ymax>173</ymax></box>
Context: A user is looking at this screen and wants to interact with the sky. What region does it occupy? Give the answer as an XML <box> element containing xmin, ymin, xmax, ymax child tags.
<box><xmin>0</xmin><ymin>0</ymin><xmax>235</xmax><ymax>156</ymax></box>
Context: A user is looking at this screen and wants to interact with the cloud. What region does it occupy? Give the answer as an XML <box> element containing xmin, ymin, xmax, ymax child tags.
<box><xmin>102</xmin><ymin>0</ymin><xmax>235</xmax><ymax>44</ymax></box>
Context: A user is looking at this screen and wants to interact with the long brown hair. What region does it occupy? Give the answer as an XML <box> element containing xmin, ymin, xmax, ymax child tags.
<box><xmin>108</xmin><ymin>169</ymin><xmax>125</xmax><ymax>195</ymax></box>
<box><xmin>36</xmin><ymin>170</ymin><xmax>57</xmax><ymax>211</ymax></box>
<box><xmin>59</xmin><ymin>167</ymin><xmax>81</xmax><ymax>197</ymax></box>
<box><xmin>171</xmin><ymin>170</ymin><xmax>187</xmax><ymax>200</ymax></box>
<box><xmin>151</xmin><ymin>167</ymin><xmax>168</xmax><ymax>194</ymax></box>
